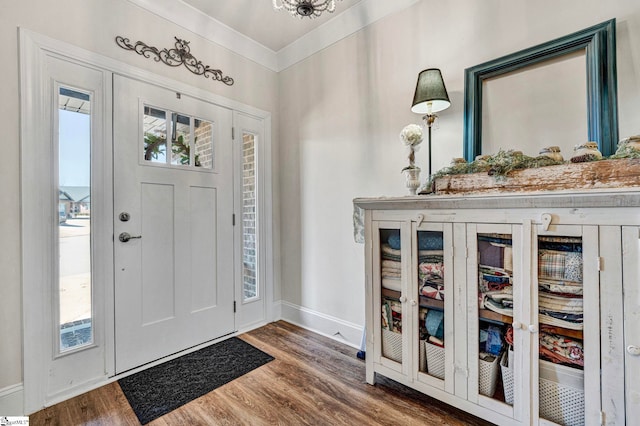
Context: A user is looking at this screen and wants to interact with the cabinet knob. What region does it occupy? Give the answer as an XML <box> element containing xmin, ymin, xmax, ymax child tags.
<box><xmin>399</xmin><ymin>296</ymin><xmax>408</xmax><ymax>303</ymax></box>
<box><xmin>528</xmin><ymin>324</ymin><xmax>538</xmax><ymax>333</ymax></box>
<box><xmin>628</xmin><ymin>345</ymin><xmax>640</xmax><ymax>356</ymax></box>
<box><xmin>410</xmin><ymin>299</ymin><xmax>417</xmax><ymax>306</ymax></box>
<box><xmin>512</xmin><ymin>321</ymin><xmax>522</xmax><ymax>330</ymax></box>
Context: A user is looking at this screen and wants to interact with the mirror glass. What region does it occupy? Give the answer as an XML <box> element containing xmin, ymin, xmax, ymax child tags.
<box><xmin>482</xmin><ymin>51</ymin><xmax>587</xmax><ymax>158</ymax></box>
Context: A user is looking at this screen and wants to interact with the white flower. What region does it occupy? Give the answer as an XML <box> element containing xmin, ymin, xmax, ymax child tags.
<box><xmin>400</xmin><ymin>124</ymin><xmax>424</xmax><ymax>147</ymax></box>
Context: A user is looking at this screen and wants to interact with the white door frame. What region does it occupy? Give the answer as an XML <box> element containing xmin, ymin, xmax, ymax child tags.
<box><xmin>20</xmin><ymin>28</ymin><xmax>275</xmax><ymax>413</ymax></box>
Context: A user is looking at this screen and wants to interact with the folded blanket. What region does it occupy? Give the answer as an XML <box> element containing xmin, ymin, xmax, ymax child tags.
<box><xmin>381</xmin><ymin>259</ymin><xmax>401</xmax><ymax>270</ymax></box>
<box><xmin>421</xmin><ymin>284</ymin><xmax>444</xmax><ymax>300</ymax></box>
<box><xmin>539</xmin><ymin>314</ymin><xmax>583</xmax><ymax>330</ymax></box>
<box><xmin>381</xmin><ymin>269</ymin><xmax>401</xmax><ymax>278</ymax></box>
<box><xmin>389</xmin><ymin>232</ymin><xmax>443</xmax><ymax>250</ymax></box>
<box><xmin>539</xmin><ymin>249</ymin><xmax>583</xmax><ymax>282</ymax></box>
<box><xmin>382</xmin><ymin>277</ymin><xmax>401</xmax><ymax>291</ymax></box>
<box><xmin>539</xmin><ymin>331</ymin><xmax>584</xmax><ymax>367</ymax></box>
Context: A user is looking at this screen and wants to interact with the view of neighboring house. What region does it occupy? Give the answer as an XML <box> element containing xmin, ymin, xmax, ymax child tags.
<box><xmin>59</xmin><ymin>186</ymin><xmax>90</xmax><ymax>220</ymax></box>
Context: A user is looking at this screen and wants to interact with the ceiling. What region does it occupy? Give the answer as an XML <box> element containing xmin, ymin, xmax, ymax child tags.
<box><xmin>181</xmin><ymin>0</ymin><xmax>365</xmax><ymax>52</ymax></box>
<box><xmin>127</xmin><ymin>0</ymin><xmax>421</xmax><ymax>71</ymax></box>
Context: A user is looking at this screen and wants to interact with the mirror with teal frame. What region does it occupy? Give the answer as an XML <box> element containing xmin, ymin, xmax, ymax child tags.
<box><xmin>463</xmin><ymin>19</ymin><xmax>618</xmax><ymax>161</ymax></box>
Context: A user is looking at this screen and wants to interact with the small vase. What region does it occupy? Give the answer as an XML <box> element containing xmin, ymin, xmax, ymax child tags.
<box><xmin>403</xmin><ymin>167</ymin><xmax>421</xmax><ymax>195</ymax></box>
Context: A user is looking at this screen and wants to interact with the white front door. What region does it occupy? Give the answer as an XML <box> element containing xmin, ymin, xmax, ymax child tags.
<box><xmin>113</xmin><ymin>75</ymin><xmax>235</xmax><ymax>373</ymax></box>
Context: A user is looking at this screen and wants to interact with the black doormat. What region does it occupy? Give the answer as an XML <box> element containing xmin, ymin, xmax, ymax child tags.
<box><xmin>118</xmin><ymin>337</ymin><xmax>274</xmax><ymax>424</ymax></box>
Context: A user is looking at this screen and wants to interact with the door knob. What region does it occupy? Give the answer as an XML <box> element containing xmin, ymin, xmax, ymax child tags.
<box><xmin>119</xmin><ymin>232</ymin><xmax>142</xmax><ymax>242</ymax></box>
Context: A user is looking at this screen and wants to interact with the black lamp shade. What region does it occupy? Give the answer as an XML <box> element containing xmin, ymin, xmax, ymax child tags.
<box><xmin>411</xmin><ymin>68</ymin><xmax>451</xmax><ymax>114</ymax></box>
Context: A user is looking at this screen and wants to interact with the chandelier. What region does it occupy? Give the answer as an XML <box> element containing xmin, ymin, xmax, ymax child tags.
<box><xmin>272</xmin><ymin>0</ymin><xmax>343</xmax><ymax>19</ymax></box>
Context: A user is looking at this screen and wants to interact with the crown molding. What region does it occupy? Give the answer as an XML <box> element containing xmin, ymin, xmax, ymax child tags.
<box><xmin>276</xmin><ymin>0</ymin><xmax>421</xmax><ymax>71</ymax></box>
<box><xmin>125</xmin><ymin>0</ymin><xmax>279</xmax><ymax>70</ymax></box>
<box><xmin>126</xmin><ymin>0</ymin><xmax>421</xmax><ymax>72</ymax></box>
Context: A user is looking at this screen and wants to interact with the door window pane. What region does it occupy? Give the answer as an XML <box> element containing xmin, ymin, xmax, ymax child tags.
<box><xmin>143</xmin><ymin>106</ymin><xmax>167</xmax><ymax>163</ymax></box>
<box><xmin>171</xmin><ymin>113</ymin><xmax>191</xmax><ymax>166</ymax></box>
<box><xmin>58</xmin><ymin>87</ymin><xmax>93</xmax><ymax>352</ymax></box>
<box><xmin>143</xmin><ymin>105</ymin><xmax>214</xmax><ymax>170</ymax></box>
<box><xmin>194</xmin><ymin>119</ymin><xmax>213</xmax><ymax>169</ymax></box>
<box><xmin>242</xmin><ymin>132</ymin><xmax>258</xmax><ymax>300</ymax></box>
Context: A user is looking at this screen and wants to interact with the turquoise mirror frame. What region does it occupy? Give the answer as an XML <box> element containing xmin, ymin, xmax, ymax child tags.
<box><xmin>463</xmin><ymin>19</ymin><xmax>618</xmax><ymax>161</ymax></box>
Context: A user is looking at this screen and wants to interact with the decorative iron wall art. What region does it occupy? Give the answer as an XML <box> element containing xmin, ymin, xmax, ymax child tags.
<box><xmin>115</xmin><ymin>36</ymin><xmax>234</xmax><ymax>86</ymax></box>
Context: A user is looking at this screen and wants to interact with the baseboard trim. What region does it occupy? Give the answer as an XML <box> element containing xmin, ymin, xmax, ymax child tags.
<box><xmin>279</xmin><ymin>301</ymin><xmax>363</xmax><ymax>349</ymax></box>
<box><xmin>0</xmin><ymin>383</ymin><xmax>24</xmax><ymax>416</ymax></box>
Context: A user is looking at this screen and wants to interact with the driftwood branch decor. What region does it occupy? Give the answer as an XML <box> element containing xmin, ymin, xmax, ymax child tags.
<box><xmin>115</xmin><ymin>36</ymin><xmax>234</xmax><ymax>86</ymax></box>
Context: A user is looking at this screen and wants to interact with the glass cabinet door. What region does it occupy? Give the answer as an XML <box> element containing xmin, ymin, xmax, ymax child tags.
<box><xmin>468</xmin><ymin>223</ymin><xmax>524</xmax><ymax>420</ymax></box>
<box><xmin>534</xmin><ymin>225</ymin><xmax>598</xmax><ymax>426</ymax></box>
<box><xmin>414</xmin><ymin>222</ymin><xmax>453</xmax><ymax>392</ymax></box>
<box><xmin>374</xmin><ymin>221</ymin><xmax>407</xmax><ymax>371</ymax></box>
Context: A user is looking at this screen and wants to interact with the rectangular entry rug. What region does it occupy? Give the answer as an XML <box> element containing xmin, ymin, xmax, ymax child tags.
<box><xmin>118</xmin><ymin>337</ymin><xmax>274</xmax><ymax>424</ymax></box>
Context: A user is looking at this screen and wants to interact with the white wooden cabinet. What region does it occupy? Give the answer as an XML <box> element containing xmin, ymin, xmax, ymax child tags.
<box><xmin>355</xmin><ymin>191</ymin><xmax>640</xmax><ymax>426</ymax></box>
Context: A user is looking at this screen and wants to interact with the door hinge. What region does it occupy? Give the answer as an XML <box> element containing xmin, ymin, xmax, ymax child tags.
<box><xmin>232</xmin><ymin>127</ymin><xmax>235</xmax><ymax>140</ymax></box>
<box><xmin>599</xmin><ymin>410</ymin><xmax>605</xmax><ymax>425</ymax></box>
<box><xmin>233</xmin><ymin>301</ymin><xmax>237</xmax><ymax>313</ymax></box>
<box><xmin>232</xmin><ymin>213</ymin><xmax>236</xmax><ymax>226</ymax></box>
<box><xmin>597</xmin><ymin>256</ymin><xmax>603</xmax><ymax>271</ymax></box>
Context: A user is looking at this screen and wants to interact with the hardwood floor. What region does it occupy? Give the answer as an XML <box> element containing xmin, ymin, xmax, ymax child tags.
<box><xmin>30</xmin><ymin>321</ymin><xmax>491</xmax><ymax>425</ymax></box>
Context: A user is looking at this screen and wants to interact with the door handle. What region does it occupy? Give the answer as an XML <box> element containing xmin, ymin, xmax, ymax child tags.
<box><xmin>119</xmin><ymin>232</ymin><xmax>142</xmax><ymax>242</ymax></box>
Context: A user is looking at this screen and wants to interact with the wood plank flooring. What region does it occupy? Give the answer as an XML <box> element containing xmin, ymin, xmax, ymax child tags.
<box><xmin>30</xmin><ymin>321</ymin><xmax>491</xmax><ymax>425</ymax></box>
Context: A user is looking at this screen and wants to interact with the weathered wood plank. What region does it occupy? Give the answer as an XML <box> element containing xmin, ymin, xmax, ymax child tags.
<box><xmin>434</xmin><ymin>158</ymin><xmax>640</xmax><ymax>195</ymax></box>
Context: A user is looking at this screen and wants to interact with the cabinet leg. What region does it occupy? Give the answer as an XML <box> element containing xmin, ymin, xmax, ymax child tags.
<box><xmin>366</xmin><ymin>369</ymin><xmax>375</xmax><ymax>385</ymax></box>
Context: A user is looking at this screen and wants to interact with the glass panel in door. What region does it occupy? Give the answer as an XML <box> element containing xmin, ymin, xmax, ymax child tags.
<box><xmin>143</xmin><ymin>106</ymin><xmax>167</xmax><ymax>163</ymax></box>
<box><xmin>58</xmin><ymin>86</ymin><xmax>93</xmax><ymax>352</ymax></box>
<box><xmin>380</xmin><ymin>227</ymin><xmax>403</xmax><ymax>365</ymax></box>
<box><xmin>537</xmin><ymin>235</ymin><xmax>584</xmax><ymax>425</ymax></box>
<box><xmin>242</xmin><ymin>131</ymin><xmax>258</xmax><ymax>300</ymax></box>
<box><xmin>476</xmin><ymin>232</ymin><xmax>514</xmax><ymax>404</ymax></box>
<box><xmin>416</xmin><ymin>230</ymin><xmax>446</xmax><ymax>380</ymax></box>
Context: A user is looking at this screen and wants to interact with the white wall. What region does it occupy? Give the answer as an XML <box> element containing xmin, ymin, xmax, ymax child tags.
<box><xmin>277</xmin><ymin>0</ymin><xmax>640</xmax><ymax>337</ymax></box>
<box><xmin>0</xmin><ymin>0</ymin><xmax>278</xmax><ymax>394</ymax></box>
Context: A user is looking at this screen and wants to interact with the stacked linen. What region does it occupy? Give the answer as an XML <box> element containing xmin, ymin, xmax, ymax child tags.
<box><xmin>382</xmin><ymin>297</ymin><xmax>402</xmax><ymax>333</ymax></box>
<box><xmin>538</xmin><ymin>238</ymin><xmax>583</xmax><ymax>330</ymax></box>
<box><xmin>381</xmin><ymin>244</ymin><xmax>402</xmax><ymax>291</ymax></box>
<box><xmin>478</xmin><ymin>266</ymin><xmax>513</xmax><ymax>316</ymax></box>
<box><xmin>477</xmin><ymin>235</ymin><xmax>514</xmax><ymax>316</ymax></box>
<box><xmin>419</xmin><ymin>252</ymin><xmax>445</xmax><ymax>300</ymax></box>
<box><xmin>417</xmin><ymin>232</ymin><xmax>445</xmax><ymax>300</ymax></box>
<box><xmin>539</xmin><ymin>326</ymin><xmax>584</xmax><ymax>368</ymax></box>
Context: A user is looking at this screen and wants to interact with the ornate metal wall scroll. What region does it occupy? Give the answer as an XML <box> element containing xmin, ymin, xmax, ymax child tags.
<box><xmin>115</xmin><ymin>36</ymin><xmax>234</xmax><ymax>86</ymax></box>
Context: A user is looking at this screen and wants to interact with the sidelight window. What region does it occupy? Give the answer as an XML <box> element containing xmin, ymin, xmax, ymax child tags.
<box><xmin>57</xmin><ymin>86</ymin><xmax>93</xmax><ymax>352</ymax></box>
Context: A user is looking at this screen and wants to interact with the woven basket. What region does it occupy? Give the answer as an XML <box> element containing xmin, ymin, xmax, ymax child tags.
<box><xmin>539</xmin><ymin>360</ymin><xmax>584</xmax><ymax>426</ymax></box>
<box><xmin>500</xmin><ymin>350</ymin><xmax>514</xmax><ymax>405</ymax></box>
<box><xmin>479</xmin><ymin>352</ymin><xmax>500</xmax><ymax>397</ymax></box>
<box><xmin>381</xmin><ymin>329</ymin><xmax>402</xmax><ymax>363</ymax></box>
<box><xmin>425</xmin><ymin>341</ymin><xmax>445</xmax><ymax>379</ymax></box>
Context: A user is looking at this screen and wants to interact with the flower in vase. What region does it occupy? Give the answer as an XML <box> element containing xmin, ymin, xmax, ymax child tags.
<box><xmin>399</xmin><ymin>124</ymin><xmax>424</xmax><ymax>147</ymax></box>
<box><xmin>400</xmin><ymin>124</ymin><xmax>423</xmax><ymax>169</ymax></box>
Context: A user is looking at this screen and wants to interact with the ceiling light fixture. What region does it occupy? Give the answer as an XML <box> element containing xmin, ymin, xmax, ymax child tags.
<box><xmin>272</xmin><ymin>0</ymin><xmax>342</xmax><ymax>19</ymax></box>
